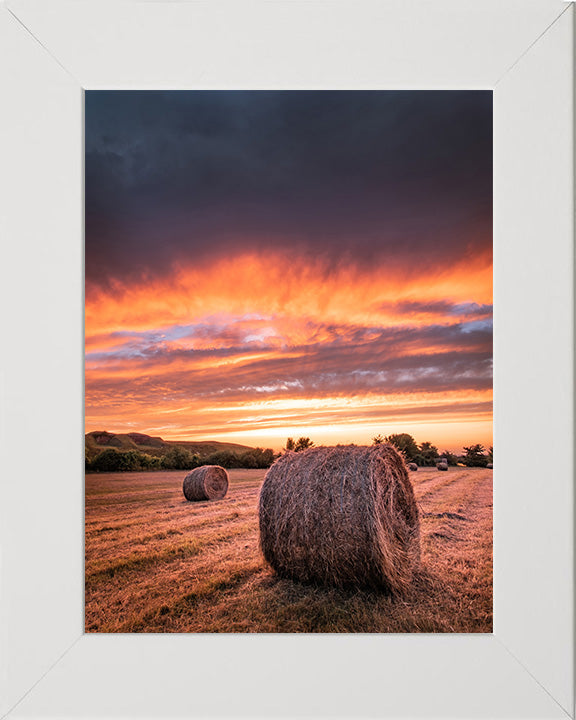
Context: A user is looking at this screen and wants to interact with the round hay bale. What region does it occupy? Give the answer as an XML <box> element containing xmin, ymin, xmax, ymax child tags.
<box><xmin>408</xmin><ymin>462</ymin><xmax>418</xmax><ymax>471</ymax></box>
<box><xmin>487</xmin><ymin>463</ymin><xmax>493</xmax><ymax>469</ymax></box>
<box><xmin>437</xmin><ymin>462</ymin><xmax>448</xmax><ymax>471</ymax></box>
<box><xmin>183</xmin><ymin>465</ymin><xmax>228</xmax><ymax>501</ymax></box>
<box><xmin>258</xmin><ymin>444</ymin><xmax>420</xmax><ymax>593</ymax></box>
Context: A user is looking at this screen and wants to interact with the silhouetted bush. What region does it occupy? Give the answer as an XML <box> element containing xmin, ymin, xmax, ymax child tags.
<box><xmin>418</xmin><ymin>441</ymin><xmax>439</xmax><ymax>466</ymax></box>
<box><xmin>161</xmin><ymin>446</ymin><xmax>201</xmax><ymax>470</ymax></box>
<box><xmin>87</xmin><ymin>448</ymin><xmax>167</xmax><ymax>472</ymax></box>
<box><xmin>238</xmin><ymin>447</ymin><xmax>275</xmax><ymax>468</ymax></box>
<box><xmin>440</xmin><ymin>451</ymin><xmax>458</xmax><ymax>466</ymax></box>
<box><xmin>463</xmin><ymin>444</ymin><xmax>488</xmax><ymax>467</ymax></box>
<box><xmin>90</xmin><ymin>448</ymin><xmax>125</xmax><ymax>472</ymax></box>
<box><xmin>202</xmin><ymin>447</ymin><xmax>276</xmax><ymax>469</ymax></box>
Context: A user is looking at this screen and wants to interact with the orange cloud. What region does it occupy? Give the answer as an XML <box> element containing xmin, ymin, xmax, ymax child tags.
<box><xmin>86</xmin><ymin>249</ymin><xmax>492</xmax><ymax>336</ymax></box>
<box><xmin>85</xmin><ymin>248</ymin><xmax>492</xmax><ymax>452</ymax></box>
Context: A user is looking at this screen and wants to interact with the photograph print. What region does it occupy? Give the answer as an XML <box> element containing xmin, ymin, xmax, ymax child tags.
<box><xmin>85</xmin><ymin>90</ymin><xmax>493</xmax><ymax>633</ymax></box>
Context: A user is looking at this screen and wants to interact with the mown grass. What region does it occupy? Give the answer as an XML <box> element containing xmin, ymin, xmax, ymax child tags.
<box><xmin>85</xmin><ymin>467</ymin><xmax>492</xmax><ymax>633</ymax></box>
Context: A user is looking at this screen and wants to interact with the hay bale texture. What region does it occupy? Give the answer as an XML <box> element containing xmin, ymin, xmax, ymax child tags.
<box><xmin>183</xmin><ymin>465</ymin><xmax>229</xmax><ymax>501</ymax></box>
<box><xmin>259</xmin><ymin>444</ymin><xmax>420</xmax><ymax>593</ymax></box>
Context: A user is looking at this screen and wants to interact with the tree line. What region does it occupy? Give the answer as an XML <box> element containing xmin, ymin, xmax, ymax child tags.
<box><xmin>85</xmin><ymin>445</ymin><xmax>276</xmax><ymax>473</ymax></box>
<box><xmin>85</xmin><ymin>433</ymin><xmax>493</xmax><ymax>473</ymax></box>
<box><xmin>372</xmin><ymin>433</ymin><xmax>493</xmax><ymax>467</ymax></box>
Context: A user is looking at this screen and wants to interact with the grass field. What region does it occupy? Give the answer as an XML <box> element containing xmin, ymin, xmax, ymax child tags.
<box><xmin>85</xmin><ymin>466</ymin><xmax>492</xmax><ymax>633</ymax></box>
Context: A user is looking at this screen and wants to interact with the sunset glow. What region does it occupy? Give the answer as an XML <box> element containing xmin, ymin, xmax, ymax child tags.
<box><xmin>86</xmin><ymin>91</ymin><xmax>492</xmax><ymax>452</ymax></box>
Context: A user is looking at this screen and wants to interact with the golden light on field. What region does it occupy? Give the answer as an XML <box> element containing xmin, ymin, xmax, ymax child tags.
<box><xmin>85</xmin><ymin>465</ymin><xmax>493</xmax><ymax>632</ymax></box>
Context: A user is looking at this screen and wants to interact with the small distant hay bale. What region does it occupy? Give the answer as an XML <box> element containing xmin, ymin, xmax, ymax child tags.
<box><xmin>183</xmin><ymin>465</ymin><xmax>229</xmax><ymax>501</ymax></box>
<box><xmin>437</xmin><ymin>462</ymin><xmax>448</xmax><ymax>471</ymax></box>
<box><xmin>487</xmin><ymin>463</ymin><xmax>493</xmax><ymax>469</ymax></box>
<box><xmin>259</xmin><ymin>444</ymin><xmax>420</xmax><ymax>593</ymax></box>
<box><xmin>408</xmin><ymin>462</ymin><xmax>418</xmax><ymax>471</ymax></box>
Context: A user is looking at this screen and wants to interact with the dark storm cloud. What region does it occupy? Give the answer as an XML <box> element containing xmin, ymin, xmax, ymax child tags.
<box><xmin>85</xmin><ymin>90</ymin><xmax>492</xmax><ymax>287</ymax></box>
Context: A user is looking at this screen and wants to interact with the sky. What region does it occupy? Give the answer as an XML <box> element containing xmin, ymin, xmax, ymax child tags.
<box><xmin>85</xmin><ymin>91</ymin><xmax>492</xmax><ymax>452</ymax></box>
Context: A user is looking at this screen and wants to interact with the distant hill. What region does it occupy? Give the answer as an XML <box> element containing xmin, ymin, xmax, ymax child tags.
<box><xmin>85</xmin><ymin>430</ymin><xmax>255</xmax><ymax>460</ymax></box>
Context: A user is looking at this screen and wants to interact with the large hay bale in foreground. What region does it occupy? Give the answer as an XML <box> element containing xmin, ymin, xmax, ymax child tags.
<box><xmin>183</xmin><ymin>465</ymin><xmax>229</xmax><ymax>501</ymax></box>
<box><xmin>259</xmin><ymin>444</ymin><xmax>420</xmax><ymax>593</ymax></box>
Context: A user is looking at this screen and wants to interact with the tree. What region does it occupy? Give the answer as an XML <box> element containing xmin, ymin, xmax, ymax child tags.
<box><xmin>260</xmin><ymin>448</ymin><xmax>276</xmax><ymax>466</ymax></box>
<box><xmin>144</xmin><ymin>454</ymin><xmax>163</xmax><ymax>470</ymax></box>
<box><xmin>90</xmin><ymin>448</ymin><xmax>123</xmax><ymax>472</ymax></box>
<box><xmin>384</xmin><ymin>433</ymin><xmax>419</xmax><ymax>462</ymax></box>
<box><xmin>203</xmin><ymin>450</ymin><xmax>240</xmax><ymax>468</ymax></box>
<box><xmin>294</xmin><ymin>437</ymin><xmax>314</xmax><ymax>452</ymax></box>
<box><xmin>117</xmin><ymin>450</ymin><xmax>142</xmax><ymax>471</ymax></box>
<box><xmin>418</xmin><ymin>441</ymin><xmax>439</xmax><ymax>467</ymax></box>
<box><xmin>372</xmin><ymin>434</ymin><xmax>384</xmax><ymax>445</ymax></box>
<box><xmin>488</xmin><ymin>446</ymin><xmax>493</xmax><ymax>463</ymax></box>
<box><xmin>417</xmin><ymin>441</ymin><xmax>439</xmax><ymax>467</ymax></box>
<box><xmin>238</xmin><ymin>447</ymin><xmax>276</xmax><ymax>469</ymax></box>
<box><xmin>161</xmin><ymin>446</ymin><xmax>199</xmax><ymax>470</ymax></box>
<box><xmin>87</xmin><ymin>447</ymin><xmax>175</xmax><ymax>473</ymax></box>
<box><xmin>285</xmin><ymin>438</ymin><xmax>296</xmax><ymax>451</ymax></box>
<box><xmin>463</xmin><ymin>443</ymin><xmax>488</xmax><ymax>467</ymax></box>
<box><xmin>440</xmin><ymin>450</ymin><xmax>458</xmax><ymax>466</ymax></box>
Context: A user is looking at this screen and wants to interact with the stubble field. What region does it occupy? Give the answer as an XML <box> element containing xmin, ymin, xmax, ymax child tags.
<box><xmin>85</xmin><ymin>466</ymin><xmax>492</xmax><ymax>633</ymax></box>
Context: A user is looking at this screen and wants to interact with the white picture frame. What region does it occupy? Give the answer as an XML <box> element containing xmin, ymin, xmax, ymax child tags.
<box><xmin>0</xmin><ymin>1</ymin><xmax>573</xmax><ymax>718</ymax></box>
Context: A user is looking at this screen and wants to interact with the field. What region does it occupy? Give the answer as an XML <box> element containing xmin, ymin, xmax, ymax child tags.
<box><xmin>85</xmin><ymin>466</ymin><xmax>492</xmax><ymax>633</ymax></box>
